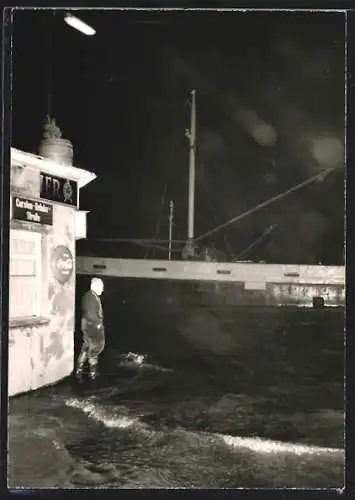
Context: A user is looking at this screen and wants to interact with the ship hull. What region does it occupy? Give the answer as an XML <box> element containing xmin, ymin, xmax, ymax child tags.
<box><xmin>76</xmin><ymin>276</ymin><xmax>344</xmax><ymax>320</ymax></box>
<box><xmin>74</xmin><ymin>274</ymin><xmax>344</xmax><ymax>364</ymax></box>
<box><xmin>76</xmin><ymin>258</ymin><xmax>345</xmax><ymax>312</ymax></box>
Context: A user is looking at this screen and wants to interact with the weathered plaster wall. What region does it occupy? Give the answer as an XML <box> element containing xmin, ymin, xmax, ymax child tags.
<box><xmin>9</xmin><ymin>163</ymin><xmax>76</xmax><ymax>396</ymax></box>
<box><xmin>44</xmin><ymin>203</ymin><xmax>76</xmax><ymax>388</ymax></box>
<box><xmin>10</xmin><ymin>164</ymin><xmax>40</xmax><ymax>198</ymax></box>
<box><xmin>9</xmin><ymin>320</ymin><xmax>51</xmax><ymax>396</ymax></box>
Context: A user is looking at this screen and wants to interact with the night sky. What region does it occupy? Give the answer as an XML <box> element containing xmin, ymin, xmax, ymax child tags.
<box><xmin>12</xmin><ymin>9</ymin><xmax>345</xmax><ymax>264</ymax></box>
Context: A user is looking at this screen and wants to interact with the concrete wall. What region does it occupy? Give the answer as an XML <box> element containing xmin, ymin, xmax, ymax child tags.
<box><xmin>9</xmin><ymin>164</ymin><xmax>76</xmax><ymax>397</ymax></box>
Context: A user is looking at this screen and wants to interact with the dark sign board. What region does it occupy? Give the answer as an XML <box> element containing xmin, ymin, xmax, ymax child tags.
<box><xmin>40</xmin><ymin>172</ymin><xmax>78</xmax><ymax>207</ymax></box>
<box><xmin>51</xmin><ymin>245</ymin><xmax>74</xmax><ymax>284</ymax></box>
<box><xmin>12</xmin><ymin>196</ymin><xmax>53</xmax><ymax>225</ymax></box>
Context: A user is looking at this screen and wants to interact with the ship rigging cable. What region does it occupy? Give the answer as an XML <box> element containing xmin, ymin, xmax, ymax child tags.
<box><xmin>99</xmin><ymin>238</ymin><xmax>187</xmax><ymax>244</ymax></box>
<box><xmin>235</xmin><ymin>223</ymin><xmax>276</xmax><ymax>260</ymax></box>
<box><xmin>194</xmin><ymin>167</ymin><xmax>334</xmax><ymax>243</ymax></box>
<box><xmin>98</xmin><ymin>168</ymin><xmax>334</xmax><ymax>253</ymax></box>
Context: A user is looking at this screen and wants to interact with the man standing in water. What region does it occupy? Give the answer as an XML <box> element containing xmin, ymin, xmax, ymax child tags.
<box><xmin>76</xmin><ymin>277</ymin><xmax>105</xmax><ymax>380</ymax></box>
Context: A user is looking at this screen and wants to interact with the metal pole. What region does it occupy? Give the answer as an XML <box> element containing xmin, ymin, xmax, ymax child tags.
<box><xmin>46</xmin><ymin>11</ymin><xmax>56</xmax><ymax>118</ymax></box>
<box><xmin>187</xmin><ymin>89</ymin><xmax>196</xmax><ymax>241</ymax></box>
<box><xmin>168</xmin><ymin>200</ymin><xmax>174</xmax><ymax>261</ymax></box>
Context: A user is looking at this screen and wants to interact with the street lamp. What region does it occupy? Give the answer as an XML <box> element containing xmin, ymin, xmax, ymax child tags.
<box><xmin>64</xmin><ymin>13</ymin><xmax>96</xmax><ymax>36</ymax></box>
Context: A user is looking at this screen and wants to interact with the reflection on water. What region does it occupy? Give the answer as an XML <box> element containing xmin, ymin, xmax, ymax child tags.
<box><xmin>8</xmin><ymin>307</ymin><xmax>344</xmax><ymax>488</ymax></box>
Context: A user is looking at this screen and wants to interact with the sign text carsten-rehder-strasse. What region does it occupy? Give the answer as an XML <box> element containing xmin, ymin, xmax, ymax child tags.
<box><xmin>12</xmin><ymin>196</ymin><xmax>53</xmax><ymax>225</ymax></box>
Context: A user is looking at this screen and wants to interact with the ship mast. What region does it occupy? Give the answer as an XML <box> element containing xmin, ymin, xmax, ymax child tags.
<box><xmin>183</xmin><ymin>89</ymin><xmax>197</xmax><ymax>259</ymax></box>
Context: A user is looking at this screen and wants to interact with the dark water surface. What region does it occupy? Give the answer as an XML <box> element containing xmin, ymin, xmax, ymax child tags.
<box><xmin>9</xmin><ymin>307</ymin><xmax>344</xmax><ymax>488</ymax></box>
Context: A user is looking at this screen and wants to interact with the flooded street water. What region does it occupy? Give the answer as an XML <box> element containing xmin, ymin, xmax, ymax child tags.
<box><xmin>8</xmin><ymin>306</ymin><xmax>344</xmax><ymax>489</ymax></box>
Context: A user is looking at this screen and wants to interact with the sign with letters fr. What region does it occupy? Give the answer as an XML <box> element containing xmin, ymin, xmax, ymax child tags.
<box><xmin>40</xmin><ymin>172</ymin><xmax>78</xmax><ymax>207</ymax></box>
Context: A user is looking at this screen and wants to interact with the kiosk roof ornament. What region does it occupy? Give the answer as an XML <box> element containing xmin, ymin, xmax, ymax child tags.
<box><xmin>43</xmin><ymin>115</ymin><xmax>62</xmax><ymax>140</ymax></box>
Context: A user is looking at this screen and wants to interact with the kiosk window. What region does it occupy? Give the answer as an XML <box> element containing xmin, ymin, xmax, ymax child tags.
<box><xmin>9</xmin><ymin>229</ymin><xmax>42</xmax><ymax>319</ymax></box>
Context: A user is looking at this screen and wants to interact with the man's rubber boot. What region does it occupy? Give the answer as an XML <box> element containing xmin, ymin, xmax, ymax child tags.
<box><xmin>88</xmin><ymin>360</ymin><xmax>98</xmax><ymax>380</ymax></box>
<box><xmin>75</xmin><ymin>366</ymin><xmax>84</xmax><ymax>381</ymax></box>
<box><xmin>75</xmin><ymin>354</ymin><xmax>86</xmax><ymax>380</ymax></box>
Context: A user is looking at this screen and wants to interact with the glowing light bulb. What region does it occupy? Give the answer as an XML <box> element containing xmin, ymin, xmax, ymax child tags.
<box><xmin>64</xmin><ymin>14</ymin><xmax>96</xmax><ymax>36</ymax></box>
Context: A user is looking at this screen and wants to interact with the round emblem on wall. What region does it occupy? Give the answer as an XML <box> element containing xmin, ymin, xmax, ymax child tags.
<box><xmin>51</xmin><ymin>245</ymin><xmax>74</xmax><ymax>284</ymax></box>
